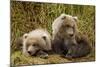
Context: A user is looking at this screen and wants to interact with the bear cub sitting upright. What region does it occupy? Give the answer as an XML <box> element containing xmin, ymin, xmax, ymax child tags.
<box><xmin>52</xmin><ymin>14</ymin><xmax>92</xmax><ymax>58</ymax></box>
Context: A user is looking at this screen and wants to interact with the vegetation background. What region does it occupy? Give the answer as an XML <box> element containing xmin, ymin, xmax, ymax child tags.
<box><xmin>11</xmin><ymin>1</ymin><xmax>95</xmax><ymax>66</ymax></box>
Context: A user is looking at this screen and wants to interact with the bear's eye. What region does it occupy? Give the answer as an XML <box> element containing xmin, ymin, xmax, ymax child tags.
<box><xmin>26</xmin><ymin>44</ymin><xmax>30</xmax><ymax>48</ymax></box>
<box><xmin>32</xmin><ymin>44</ymin><xmax>37</xmax><ymax>47</ymax></box>
<box><xmin>66</xmin><ymin>25</ymin><xmax>70</xmax><ymax>27</ymax></box>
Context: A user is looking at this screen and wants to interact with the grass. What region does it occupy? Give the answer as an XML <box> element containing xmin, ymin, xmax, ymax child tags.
<box><xmin>11</xmin><ymin>51</ymin><xmax>94</xmax><ymax>66</ymax></box>
<box><xmin>11</xmin><ymin>1</ymin><xmax>95</xmax><ymax>66</ymax></box>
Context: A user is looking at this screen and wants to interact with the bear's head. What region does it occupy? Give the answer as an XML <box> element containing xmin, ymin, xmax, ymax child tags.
<box><xmin>52</xmin><ymin>14</ymin><xmax>78</xmax><ymax>39</ymax></box>
<box><xmin>23</xmin><ymin>33</ymin><xmax>47</xmax><ymax>56</ymax></box>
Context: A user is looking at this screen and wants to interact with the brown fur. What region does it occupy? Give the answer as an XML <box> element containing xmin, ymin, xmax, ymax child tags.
<box><xmin>16</xmin><ymin>37</ymin><xmax>23</xmax><ymax>50</ymax></box>
<box><xmin>52</xmin><ymin>14</ymin><xmax>92</xmax><ymax>58</ymax></box>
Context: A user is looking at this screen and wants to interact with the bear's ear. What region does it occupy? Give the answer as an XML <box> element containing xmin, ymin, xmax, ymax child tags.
<box><xmin>61</xmin><ymin>16</ymin><xmax>66</xmax><ymax>20</ymax></box>
<box><xmin>42</xmin><ymin>36</ymin><xmax>46</xmax><ymax>41</ymax></box>
<box><xmin>73</xmin><ymin>16</ymin><xmax>78</xmax><ymax>22</ymax></box>
<box><xmin>23</xmin><ymin>33</ymin><xmax>28</xmax><ymax>39</ymax></box>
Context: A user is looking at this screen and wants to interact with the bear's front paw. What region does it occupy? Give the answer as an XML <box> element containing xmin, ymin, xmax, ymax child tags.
<box><xmin>65</xmin><ymin>54</ymin><xmax>72</xmax><ymax>58</ymax></box>
<box><xmin>37</xmin><ymin>50</ymin><xmax>48</xmax><ymax>59</ymax></box>
<box><xmin>39</xmin><ymin>54</ymin><xmax>48</xmax><ymax>59</ymax></box>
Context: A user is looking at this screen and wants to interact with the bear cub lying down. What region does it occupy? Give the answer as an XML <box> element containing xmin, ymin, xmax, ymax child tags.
<box><xmin>52</xmin><ymin>14</ymin><xmax>92</xmax><ymax>58</ymax></box>
<box><xmin>17</xmin><ymin>29</ymin><xmax>52</xmax><ymax>58</ymax></box>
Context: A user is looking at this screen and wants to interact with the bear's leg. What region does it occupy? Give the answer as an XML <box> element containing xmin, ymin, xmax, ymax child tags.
<box><xmin>64</xmin><ymin>45</ymin><xmax>77</xmax><ymax>58</ymax></box>
<box><xmin>37</xmin><ymin>50</ymin><xmax>48</xmax><ymax>59</ymax></box>
<box><xmin>65</xmin><ymin>43</ymin><xmax>91</xmax><ymax>58</ymax></box>
<box><xmin>52</xmin><ymin>38</ymin><xmax>65</xmax><ymax>54</ymax></box>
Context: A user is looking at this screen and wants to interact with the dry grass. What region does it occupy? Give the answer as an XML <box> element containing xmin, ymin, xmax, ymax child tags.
<box><xmin>11</xmin><ymin>51</ymin><xmax>94</xmax><ymax>66</ymax></box>
<box><xmin>11</xmin><ymin>1</ymin><xmax>95</xmax><ymax>66</ymax></box>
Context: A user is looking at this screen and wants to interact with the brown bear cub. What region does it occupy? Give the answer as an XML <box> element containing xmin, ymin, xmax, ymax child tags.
<box><xmin>52</xmin><ymin>14</ymin><xmax>92</xmax><ymax>58</ymax></box>
<box><xmin>17</xmin><ymin>29</ymin><xmax>52</xmax><ymax>58</ymax></box>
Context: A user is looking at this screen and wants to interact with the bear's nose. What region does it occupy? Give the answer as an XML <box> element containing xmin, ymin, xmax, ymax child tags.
<box><xmin>69</xmin><ymin>34</ymin><xmax>73</xmax><ymax>37</ymax></box>
<box><xmin>28</xmin><ymin>51</ymin><xmax>32</xmax><ymax>55</ymax></box>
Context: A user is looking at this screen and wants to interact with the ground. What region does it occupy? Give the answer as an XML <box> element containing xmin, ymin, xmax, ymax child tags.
<box><xmin>11</xmin><ymin>51</ymin><xmax>95</xmax><ymax>66</ymax></box>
